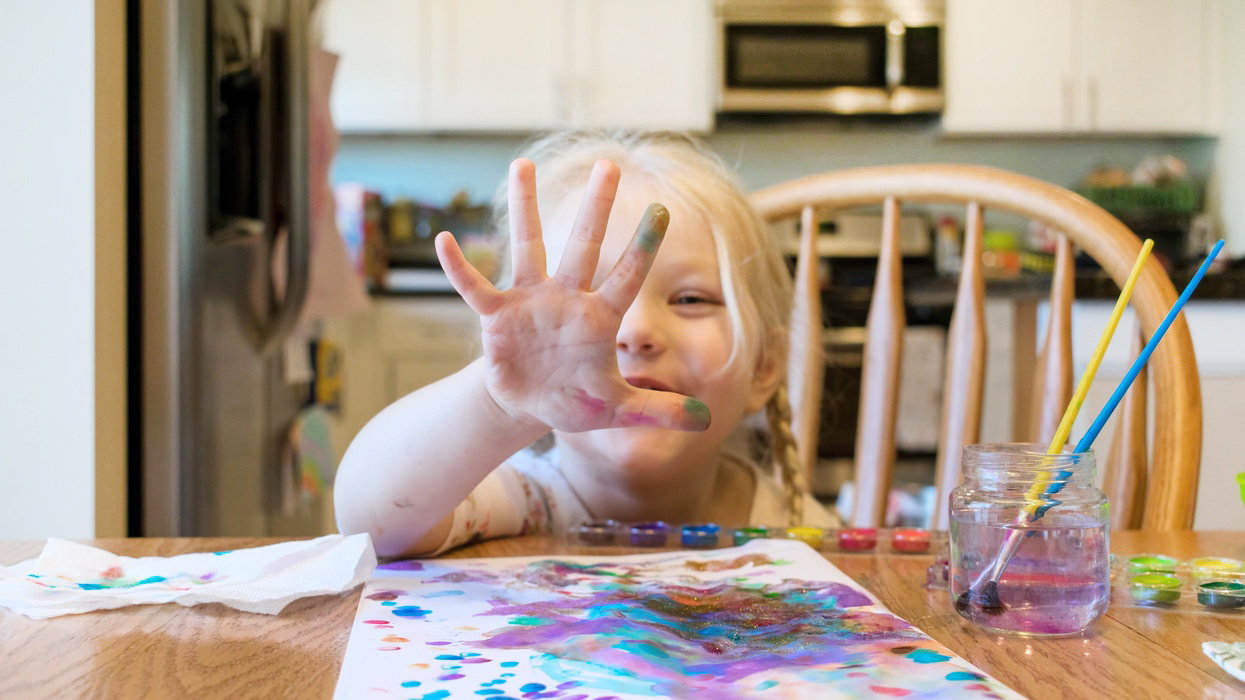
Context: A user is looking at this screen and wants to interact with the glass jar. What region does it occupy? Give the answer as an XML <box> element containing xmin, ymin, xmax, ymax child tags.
<box><xmin>949</xmin><ymin>443</ymin><xmax>1110</xmax><ymax>637</ymax></box>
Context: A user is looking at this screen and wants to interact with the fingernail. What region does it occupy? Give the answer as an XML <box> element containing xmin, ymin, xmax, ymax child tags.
<box><xmin>683</xmin><ymin>397</ymin><xmax>711</xmax><ymax>430</ymax></box>
<box><xmin>637</xmin><ymin>203</ymin><xmax>670</xmax><ymax>254</ymax></box>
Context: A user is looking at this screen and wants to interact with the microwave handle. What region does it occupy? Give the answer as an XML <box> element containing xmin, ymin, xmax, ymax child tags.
<box><xmin>885</xmin><ymin>20</ymin><xmax>905</xmax><ymax>91</ymax></box>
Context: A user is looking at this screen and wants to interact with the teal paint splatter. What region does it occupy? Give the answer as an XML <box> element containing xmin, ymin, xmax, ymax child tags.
<box><xmin>400</xmin><ymin>680</ymin><xmax>421</xmax><ymax>687</ymax></box>
<box><xmin>509</xmin><ymin>616</ymin><xmax>544</xmax><ymax>626</ymax></box>
<box><xmin>907</xmin><ymin>649</ymin><xmax>952</xmax><ymax>664</ymax></box>
<box><xmin>947</xmin><ymin>671</ymin><xmax>984</xmax><ymax>680</ymax></box>
<box><xmin>756</xmin><ymin>679</ymin><xmax>779</xmax><ymax>690</ymax></box>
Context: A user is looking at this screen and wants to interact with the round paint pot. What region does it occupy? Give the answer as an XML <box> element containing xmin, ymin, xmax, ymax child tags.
<box><xmin>838</xmin><ymin>527</ymin><xmax>878</xmax><ymax>551</ymax></box>
<box><xmin>1189</xmin><ymin>557</ymin><xmax>1243</xmax><ymax>580</ymax></box>
<box><xmin>1197</xmin><ymin>580</ymin><xmax>1245</xmax><ymax>609</ymax></box>
<box><xmin>1129</xmin><ymin>573</ymin><xmax>1184</xmax><ymax>604</ymax></box>
<box><xmin>1126</xmin><ymin>554</ymin><xmax>1179</xmax><ymax>575</ymax></box>
<box><xmin>629</xmin><ymin>522</ymin><xmax>670</xmax><ymax>547</ymax></box>
<box><xmin>572</xmin><ymin>519</ymin><xmax>619</xmax><ymax>545</ymax></box>
<box><xmin>681</xmin><ymin>523</ymin><xmax>721</xmax><ymax>549</ymax></box>
<box><xmin>892</xmin><ymin>528</ymin><xmax>931</xmax><ymax>553</ymax></box>
<box><xmin>733</xmin><ymin>526</ymin><xmax>770</xmax><ymax>545</ymax></box>
<box><xmin>784</xmin><ymin>526</ymin><xmax>824</xmax><ymax>548</ymax></box>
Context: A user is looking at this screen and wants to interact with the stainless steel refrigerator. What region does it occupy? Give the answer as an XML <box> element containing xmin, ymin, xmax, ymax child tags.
<box><xmin>136</xmin><ymin>0</ymin><xmax>325</xmax><ymax>537</ymax></box>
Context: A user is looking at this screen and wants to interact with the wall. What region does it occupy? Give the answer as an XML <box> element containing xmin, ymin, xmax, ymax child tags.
<box><xmin>1206</xmin><ymin>0</ymin><xmax>1245</xmax><ymax>257</ymax></box>
<box><xmin>0</xmin><ymin>3</ymin><xmax>98</xmax><ymax>538</ymax></box>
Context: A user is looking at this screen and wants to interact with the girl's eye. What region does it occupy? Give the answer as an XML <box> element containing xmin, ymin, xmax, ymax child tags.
<box><xmin>672</xmin><ymin>293</ymin><xmax>719</xmax><ymax>306</ymax></box>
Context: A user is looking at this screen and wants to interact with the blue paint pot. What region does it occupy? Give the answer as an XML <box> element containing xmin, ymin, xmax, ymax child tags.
<box><xmin>681</xmin><ymin>523</ymin><xmax>721</xmax><ymax>549</ymax></box>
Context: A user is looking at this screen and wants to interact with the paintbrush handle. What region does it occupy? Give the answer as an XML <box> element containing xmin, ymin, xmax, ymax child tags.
<box><xmin>970</xmin><ymin>527</ymin><xmax>1026</xmax><ymax>591</ymax></box>
<box><xmin>1039</xmin><ymin>239</ymin><xmax>1225</xmax><ymax>504</ymax></box>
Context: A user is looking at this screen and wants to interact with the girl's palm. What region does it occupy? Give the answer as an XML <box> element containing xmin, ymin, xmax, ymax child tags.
<box><xmin>434</xmin><ymin>158</ymin><xmax>711</xmax><ymax>434</ymax></box>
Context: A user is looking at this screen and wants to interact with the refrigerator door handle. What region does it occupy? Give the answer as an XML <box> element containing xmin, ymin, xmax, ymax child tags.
<box><xmin>256</xmin><ymin>0</ymin><xmax>313</xmax><ymax>355</ymax></box>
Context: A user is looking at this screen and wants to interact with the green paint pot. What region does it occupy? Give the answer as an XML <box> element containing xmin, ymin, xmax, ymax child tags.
<box><xmin>1129</xmin><ymin>573</ymin><xmax>1184</xmax><ymax>604</ymax></box>
<box><xmin>1127</xmin><ymin>554</ymin><xmax>1179</xmax><ymax>575</ymax></box>
<box><xmin>1197</xmin><ymin>580</ymin><xmax>1245</xmax><ymax>609</ymax></box>
<box><xmin>733</xmin><ymin>527</ymin><xmax>770</xmax><ymax>546</ymax></box>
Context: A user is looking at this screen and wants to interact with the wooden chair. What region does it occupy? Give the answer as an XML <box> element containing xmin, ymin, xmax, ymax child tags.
<box><xmin>750</xmin><ymin>165</ymin><xmax>1201</xmax><ymax>531</ymax></box>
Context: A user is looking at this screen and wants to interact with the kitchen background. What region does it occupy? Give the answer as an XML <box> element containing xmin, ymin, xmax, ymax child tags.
<box><xmin>2</xmin><ymin>0</ymin><xmax>1243</xmax><ymax>540</ymax></box>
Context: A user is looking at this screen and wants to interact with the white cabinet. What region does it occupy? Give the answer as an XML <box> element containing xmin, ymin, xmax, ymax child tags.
<box><xmin>1065</xmin><ymin>301</ymin><xmax>1245</xmax><ymax>531</ymax></box>
<box><xmin>323</xmin><ymin>0</ymin><xmax>713</xmax><ymax>133</ymax></box>
<box><xmin>943</xmin><ymin>0</ymin><xmax>1219</xmax><ymax>134</ymax></box>
<box><xmin>323</xmin><ymin>0</ymin><xmax>431</xmax><ymax>132</ymax></box>
<box><xmin>325</xmin><ymin>298</ymin><xmax>482</xmax><ymax>463</ymax></box>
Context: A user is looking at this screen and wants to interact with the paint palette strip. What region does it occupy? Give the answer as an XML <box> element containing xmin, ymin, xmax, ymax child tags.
<box><xmin>567</xmin><ymin>520</ymin><xmax>938</xmax><ymax>554</ymax></box>
<box><xmin>334</xmin><ymin>539</ymin><xmax>1023</xmax><ymax>699</ymax></box>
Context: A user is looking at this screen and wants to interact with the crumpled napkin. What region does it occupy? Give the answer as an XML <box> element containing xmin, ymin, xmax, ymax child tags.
<box><xmin>1204</xmin><ymin>642</ymin><xmax>1245</xmax><ymax>683</ymax></box>
<box><xmin>0</xmin><ymin>533</ymin><xmax>376</xmax><ymax>619</ymax></box>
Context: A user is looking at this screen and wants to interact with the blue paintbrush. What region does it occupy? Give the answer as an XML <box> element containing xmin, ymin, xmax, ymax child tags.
<box><xmin>1036</xmin><ymin>238</ymin><xmax>1225</xmax><ymax>512</ymax></box>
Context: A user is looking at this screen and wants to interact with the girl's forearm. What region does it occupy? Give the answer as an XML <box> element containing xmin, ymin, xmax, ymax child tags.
<box><xmin>333</xmin><ymin>357</ymin><xmax>549</xmax><ymax>557</ymax></box>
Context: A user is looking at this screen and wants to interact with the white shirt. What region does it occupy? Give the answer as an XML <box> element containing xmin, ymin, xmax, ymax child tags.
<box><xmin>430</xmin><ymin>446</ymin><xmax>841</xmax><ymax>555</ymax></box>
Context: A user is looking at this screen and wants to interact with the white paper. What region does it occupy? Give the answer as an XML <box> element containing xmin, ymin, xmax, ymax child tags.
<box><xmin>334</xmin><ymin>540</ymin><xmax>1023</xmax><ymax>699</ymax></box>
<box><xmin>0</xmin><ymin>533</ymin><xmax>375</xmax><ymax>619</ymax></box>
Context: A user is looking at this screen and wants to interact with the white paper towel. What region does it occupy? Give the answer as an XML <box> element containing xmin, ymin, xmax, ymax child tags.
<box><xmin>1204</xmin><ymin>641</ymin><xmax>1245</xmax><ymax>683</ymax></box>
<box><xmin>0</xmin><ymin>533</ymin><xmax>376</xmax><ymax>619</ymax></box>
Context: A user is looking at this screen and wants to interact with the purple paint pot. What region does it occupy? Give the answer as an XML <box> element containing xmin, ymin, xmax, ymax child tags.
<box><xmin>572</xmin><ymin>519</ymin><xmax>620</xmax><ymax>545</ymax></box>
<box><xmin>629</xmin><ymin>522</ymin><xmax>669</xmax><ymax>547</ymax></box>
<box><xmin>681</xmin><ymin>523</ymin><xmax>721</xmax><ymax>549</ymax></box>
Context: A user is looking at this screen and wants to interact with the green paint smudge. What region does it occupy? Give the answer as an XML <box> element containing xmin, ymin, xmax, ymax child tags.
<box><xmin>636</xmin><ymin>203</ymin><xmax>669</xmax><ymax>254</ymax></box>
<box><xmin>683</xmin><ymin>397</ymin><xmax>710</xmax><ymax>428</ymax></box>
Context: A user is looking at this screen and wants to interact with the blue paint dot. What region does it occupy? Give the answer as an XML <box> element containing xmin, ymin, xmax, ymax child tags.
<box><xmin>393</xmin><ymin>605</ymin><xmax>431</xmax><ymax>618</ymax></box>
<box><xmin>499</xmin><ymin>661</ymin><xmax>519</xmax><ymax>668</ymax></box>
<box><xmin>435</xmin><ymin>654</ymin><xmax>464</xmax><ymax>661</ymax></box>
<box><xmin>946</xmin><ymin>671</ymin><xmax>983</xmax><ymax>681</ymax></box>
<box><xmin>501</xmin><ymin>673</ymin><xmax>515</xmax><ymax>677</ymax></box>
<box><xmin>420</xmin><ymin>691</ymin><xmax>451</xmax><ymax>700</ymax></box>
<box><xmin>476</xmin><ymin>691</ymin><xmax>504</xmax><ymax>696</ymax></box>
<box><xmin>519</xmin><ymin>683</ymin><xmax>545</xmax><ymax>692</ymax></box>
<box><xmin>401</xmin><ymin>680</ymin><xmax>421</xmax><ymax>688</ymax></box>
<box><xmin>907</xmin><ymin>649</ymin><xmax>952</xmax><ymax>664</ymax></box>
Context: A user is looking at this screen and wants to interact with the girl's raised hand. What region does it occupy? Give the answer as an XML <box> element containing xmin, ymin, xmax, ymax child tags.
<box><xmin>434</xmin><ymin>158</ymin><xmax>711</xmax><ymax>434</ymax></box>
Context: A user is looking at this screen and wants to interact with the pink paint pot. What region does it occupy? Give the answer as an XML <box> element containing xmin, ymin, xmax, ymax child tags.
<box><xmin>838</xmin><ymin>527</ymin><xmax>878</xmax><ymax>551</ymax></box>
<box><xmin>892</xmin><ymin>528</ymin><xmax>931</xmax><ymax>553</ymax></box>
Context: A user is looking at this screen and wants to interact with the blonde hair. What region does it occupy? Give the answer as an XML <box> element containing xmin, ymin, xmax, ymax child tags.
<box><xmin>493</xmin><ymin>129</ymin><xmax>809</xmax><ymax>524</ymax></box>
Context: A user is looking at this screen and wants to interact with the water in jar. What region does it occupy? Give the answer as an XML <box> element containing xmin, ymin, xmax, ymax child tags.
<box><xmin>950</xmin><ymin>513</ymin><xmax>1110</xmax><ymax>636</ymax></box>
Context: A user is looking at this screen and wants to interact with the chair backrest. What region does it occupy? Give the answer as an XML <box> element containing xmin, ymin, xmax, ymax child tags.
<box><xmin>749</xmin><ymin>165</ymin><xmax>1201</xmax><ymax>531</ymax></box>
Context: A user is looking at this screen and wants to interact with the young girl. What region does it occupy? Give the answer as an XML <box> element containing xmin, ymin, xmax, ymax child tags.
<box><xmin>334</xmin><ymin>130</ymin><xmax>839</xmax><ymax>558</ymax></box>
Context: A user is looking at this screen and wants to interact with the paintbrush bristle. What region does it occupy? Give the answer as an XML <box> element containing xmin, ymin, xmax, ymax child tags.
<box><xmin>954</xmin><ymin>582</ymin><xmax>1008</xmax><ymax>617</ymax></box>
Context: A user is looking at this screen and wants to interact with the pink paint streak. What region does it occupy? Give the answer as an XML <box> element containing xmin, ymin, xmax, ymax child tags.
<box><xmin>623</xmin><ymin>411</ymin><xmax>662</xmax><ymax>427</ymax></box>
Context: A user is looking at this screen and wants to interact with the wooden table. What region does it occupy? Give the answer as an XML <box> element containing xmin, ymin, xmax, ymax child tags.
<box><xmin>1</xmin><ymin>532</ymin><xmax>1243</xmax><ymax>699</ymax></box>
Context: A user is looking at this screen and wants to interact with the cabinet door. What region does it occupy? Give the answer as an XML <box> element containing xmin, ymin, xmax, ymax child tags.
<box><xmin>574</xmin><ymin>0</ymin><xmax>713</xmax><ymax>131</ymax></box>
<box><xmin>942</xmin><ymin>0</ymin><xmax>1077</xmax><ymax>133</ymax></box>
<box><xmin>322</xmin><ymin>0</ymin><xmax>428</xmax><ymax>132</ymax></box>
<box><xmin>1081</xmin><ymin>0</ymin><xmax>1211</xmax><ymax>133</ymax></box>
<box><xmin>423</xmin><ymin>0</ymin><xmax>568</xmax><ymax>130</ymax></box>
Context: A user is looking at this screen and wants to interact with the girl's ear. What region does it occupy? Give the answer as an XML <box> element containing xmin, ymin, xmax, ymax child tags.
<box><xmin>745</xmin><ymin>346</ymin><xmax>784</xmax><ymax>414</ymax></box>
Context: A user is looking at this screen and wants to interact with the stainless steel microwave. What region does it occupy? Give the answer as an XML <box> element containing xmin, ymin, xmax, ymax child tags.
<box><xmin>717</xmin><ymin>0</ymin><xmax>944</xmax><ymax>115</ymax></box>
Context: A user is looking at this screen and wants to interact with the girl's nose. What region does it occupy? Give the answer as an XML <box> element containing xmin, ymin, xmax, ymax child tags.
<box><xmin>616</xmin><ymin>303</ymin><xmax>665</xmax><ymax>355</ymax></box>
